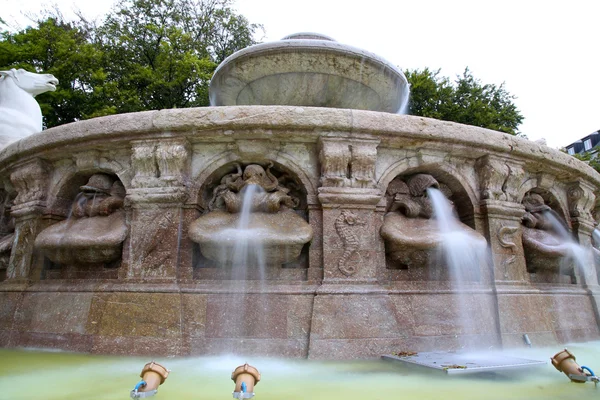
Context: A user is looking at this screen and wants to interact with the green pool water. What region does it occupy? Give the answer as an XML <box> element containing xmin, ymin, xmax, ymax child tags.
<box><xmin>1</xmin><ymin>342</ymin><xmax>599</xmax><ymax>400</ymax></box>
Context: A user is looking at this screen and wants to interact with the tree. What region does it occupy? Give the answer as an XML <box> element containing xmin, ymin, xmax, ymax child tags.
<box><xmin>94</xmin><ymin>0</ymin><xmax>262</xmax><ymax>112</ymax></box>
<box><xmin>0</xmin><ymin>0</ymin><xmax>262</xmax><ymax>127</ymax></box>
<box><xmin>405</xmin><ymin>68</ymin><xmax>524</xmax><ymax>135</ymax></box>
<box><xmin>0</xmin><ymin>17</ymin><xmax>105</xmax><ymax>127</ymax></box>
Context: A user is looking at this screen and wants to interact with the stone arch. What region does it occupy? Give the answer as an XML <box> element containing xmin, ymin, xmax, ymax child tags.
<box><xmin>378</xmin><ymin>158</ymin><xmax>480</xmax><ymax>226</ymax></box>
<box><xmin>192</xmin><ymin>151</ymin><xmax>316</xmax><ymax>212</ymax></box>
<box><xmin>47</xmin><ymin>164</ymin><xmax>128</xmax><ymax>217</ymax></box>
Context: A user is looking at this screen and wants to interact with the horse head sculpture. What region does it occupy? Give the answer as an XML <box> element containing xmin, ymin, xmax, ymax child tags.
<box><xmin>0</xmin><ymin>68</ymin><xmax>58</xmax><ymax>148</ymax></box>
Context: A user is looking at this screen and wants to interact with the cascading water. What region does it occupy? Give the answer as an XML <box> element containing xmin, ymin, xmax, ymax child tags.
<box><xmin>428</xmin><ymin>188</ymin><xmax>489</xmax><ymax>348</ymax></box>
<box><xmin>544</xmin><ymin>211</ymin><xmax>593</xmax><ymax>284</ymax></box>
<box><xmin>216</xmin><ymin>184</ymin><xmax>270</xmax><ymax>353</ymax></box>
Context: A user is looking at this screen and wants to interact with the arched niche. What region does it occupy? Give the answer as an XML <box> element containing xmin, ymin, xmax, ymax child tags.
<box><xmin>190</xmin><ymin>159</ymin><xmax>313</xmax><ymax>280</ymax></box>
<box><xmin>196</xmin><ymin>160</ymin><xmax>311</xmax><ymax>217</ymax></box>
<box><xmin>520</xmin><ymin>188</ymin><xmax>576</xmax><ymax>284</ymax></box>
<box><xmin>35</xmin><ymin>172</ymin><xmax>128</xmax><ymax>280</ymax></box>
<box><xmin>379</xmin><ymin>167</ymin><xmax>488</xmax><ymax>281</ymax></box>
<box><xmin>381</xmin><ymin>164</ymin><xmax>479</xmax><ymax>229</ymax></box>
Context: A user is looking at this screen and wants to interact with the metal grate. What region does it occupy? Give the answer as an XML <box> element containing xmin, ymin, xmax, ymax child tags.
<box><xmin>382</xmin><ymin>351</ymin><xmax>547</xmax><ymax>375</ymax></box>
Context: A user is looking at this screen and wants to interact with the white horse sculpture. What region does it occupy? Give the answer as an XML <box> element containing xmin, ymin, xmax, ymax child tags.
<box><xmin>0</xmin><ymin>68</ymin><xmax>58</xmax><ymax>149</ymax></box>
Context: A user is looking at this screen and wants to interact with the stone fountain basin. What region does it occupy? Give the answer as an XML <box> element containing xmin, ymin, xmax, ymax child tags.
<box><xmin>209</xmin><ymin>39</ymin><xmax>408</xmax><ymax>113</ymax></box>
<box><xmin>34</xmin><ymin>211</ymin><xmax>128</xmax><ymax>265</ymax></box>
<box><xmin>189</xmin><ymin>210</ymin><xmax>313</xmax><ymax>266</ymax></box>
<box><xmin>380</xmin><ymin>213</ymin><xmax>487</xmax><ymax>268</ymax></box>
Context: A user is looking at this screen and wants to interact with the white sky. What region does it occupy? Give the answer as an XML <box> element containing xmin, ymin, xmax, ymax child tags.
<box><xmin>2</xmin><ymin>0</ymin><xmax>599</xmax><ymax>149</ymax></box>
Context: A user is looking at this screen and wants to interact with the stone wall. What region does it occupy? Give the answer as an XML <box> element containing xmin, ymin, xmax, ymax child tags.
<box><xmin>0</xmin><ymin>106</ymin><xmax>599</xmax><ymax>359</ymax></box>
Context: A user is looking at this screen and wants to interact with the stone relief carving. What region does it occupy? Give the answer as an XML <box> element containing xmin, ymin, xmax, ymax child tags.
<box><xmin>521</xmin><ymin>192</ymin><xmax>573</xmax><ymax>280</ymax></box>
<box><xmin>208</xmin><ymin>163</ymin><xmax>298</xmax><ymax>213</ymax></box>
<box><xmin>0</xmin><ymin>68</ymin><xmax>58</xmax><ymax>148</ymax></box>
<box><xmin>497</xmin><ymin>225</ymin><xmax>519</xmax><ymax>279</ymax></box>
<box><xmin>10</xmin><ymin>159</ymin><xmax>50</xmax><ymax>206</ymax></box>
<box><xmin>319</xmin><ymin>138</ymin><xmax>379</xmax><ymax>189</ymax></box>
<box><xmin>189</xmin><ymin>163</ymin><xmax>313</xmax><ymax>267</ymax></box>
<box><xmin>567</xmin><ymin>182</ymin><xmax>595</xmax><ymax>221</ymax></box>
<box><xmin>34</xmin><ymin>173</ymin><xmax>128</xmax><ymax>272</ymax></box>
<box><xmin>131</xmin><ymin>140</ymin><xmax>189</xmax><ymax>188</ymax></box>
<box><xmin>334</xmin><ymin>210</ymin><xmax>366</xmax><ymax>276</ymax></box>
<box><xmin>476</xmin><ymin>155</ymin><xmax>524</xmax><ymax>202</ymax></box>
<box><xmin>380</xmin><ymin>173</ymin><xmax>487</xmax><ymax>270</ymax></box>
<box><xmin>7</xmin><ymin>219</ymin><xmax>35</xmax><ymax>279</ymax></box>
<box><xmin>0</xmin><ymin>192</ymin><xmax>14</xmax><ymax>278</ymax></box>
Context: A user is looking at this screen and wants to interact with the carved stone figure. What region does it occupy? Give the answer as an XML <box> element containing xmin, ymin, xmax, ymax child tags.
<box><xmin>0</xmin><ymin>68</ymin><xmax>58</xmax><ymax>148</ymax></box>
<box><xmin>189</xmin><ymin>163</ymin><xmax>312</xmax><ymax>266</ymax></box>
<box><xmin>335</xmin><ymin>210</ymin><xmax>365</xmax><ymax>276</ymax></box>
<box><xmin>34</xmin><ymin>173</ymin><xmax>128</xmax><ymax>270</ymax></box>
<box><xmin>380</xmin><ymin>173</ymin><xmax>486</xmax><ymax>271</ymax></box>
<box><xmin>521</xmin><ymin>192</ymin><xmax>574</xmax><ymax>279</ymax></box>
<box><xmin>208</xmin><ymin>163</ymin><xmax>298</xmax><ymax>213</ymax></box>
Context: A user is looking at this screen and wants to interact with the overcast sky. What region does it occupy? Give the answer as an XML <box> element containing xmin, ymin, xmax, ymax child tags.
<box><xmin>2</xmin><ymin>0</ymin><xmax>599</xmax><ymax>149</ymax></box>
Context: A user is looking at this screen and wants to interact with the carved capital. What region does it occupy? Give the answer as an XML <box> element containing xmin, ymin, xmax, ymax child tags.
<box><xmin>9</xmin><ymin>159</ymin><xmax>51</xmax><ymax>208</ymax></box>
<box><xmin>319</xmin><ymin>137</ymin><xmax>379</xmax><ymax>189</ymax></box>
<box><xmin>475</xmin><ymin>155</ymin><xmax>524</xmax><ymax>202</ymax></box>
<box><xmin>567</xmin><ymin>180</ymin><xmax>595</xmax><ymax>221</ymax></box>
<box><xmin>131</xmin><ymin>139</ymin><xmax>190</xmax><ymax>188</ymax></box>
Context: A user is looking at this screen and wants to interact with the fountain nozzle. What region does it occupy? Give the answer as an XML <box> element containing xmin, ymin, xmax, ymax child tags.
<box><xmin>232</xmin><ymin>363</ymin><xmax>260</xmax><ymax>399</ymax></box>
<box><xmin>130</xmin><ymin>361</ymin><xmax>169</xmax><ymax>398</ymax></box>
<box><xmin>551</xmin><ymin>349</ymin><xmax>598</xmax><ymax>385</ymax></box>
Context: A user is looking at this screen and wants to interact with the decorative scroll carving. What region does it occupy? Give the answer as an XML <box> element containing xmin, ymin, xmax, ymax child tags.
<box><xmin>497</xmin><ymin>225</ymin><xmax>519</xmax><ymax>279</ymax></box>
<box><xmin>335</xmin><ymin>210</ymin><xmax>365</xmax><ymax>276</ymax></box>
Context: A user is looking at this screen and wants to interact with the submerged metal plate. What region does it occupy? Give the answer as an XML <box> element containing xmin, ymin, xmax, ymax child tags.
<box><xmin>382</xmin><ymin>351</ymin><xmax>546</xmax><ymax>375</ymax></box>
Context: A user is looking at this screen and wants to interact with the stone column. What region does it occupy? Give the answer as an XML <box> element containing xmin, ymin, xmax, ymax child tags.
<box><xmin>123</xmin><ymin>139</ymin><xmax>190</xmax><ymax>281</ymax></box>
<box><xmin>309</xmin><ymin>136</ymin><xmax>404</xmax><ymax>358</ymax></box>
<box><xmin>6</xmin><ymin>159</ymin><xmax>51</xmax><ymax>281</ymax></box>
<box><xmin>317</xmin><ymin>137</ymin><xmax>384</xmax><ymax>283</ymax></box>
<box><xmin>476</xmin><ymin>155</ymin><xmax>528</xmax><ymax>283</ymax></box>
<box><xmin>476</xmin><ymin>156</ymin><xmax>530</xmax><ymax>347</ymax></box>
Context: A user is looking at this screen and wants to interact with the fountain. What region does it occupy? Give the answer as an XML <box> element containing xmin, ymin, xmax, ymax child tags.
<box><xmin>0</xmin><ymin>32</ymin><xmax>599</xmax><ymax>361</ymax></box>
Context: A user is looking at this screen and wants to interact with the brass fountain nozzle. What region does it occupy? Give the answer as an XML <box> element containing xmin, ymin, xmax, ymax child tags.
<box><xmin>551</xmin><ymin>349</ymin><xmax>596</xmax><ymax>384</ymax></box>
<box><xmin>130</xmin><ymin>361</ymin><xmax>170</xmax><ymax>399</ymax></box>
<box><xmin>232</xmin><ymin>363</ymin><xmax>261</xmax><ymax>399</ymax></box>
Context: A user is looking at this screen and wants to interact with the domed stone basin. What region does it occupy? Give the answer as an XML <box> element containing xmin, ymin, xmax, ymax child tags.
<box><xmin>189</xmin><ymin>210</ymin><xmax>313</xmax><ymax>266</ymax></box>
<box><xmin>209</xmin><ymin>33</ymin><xmax>409</xmax><ymax>113</ymax></box>
<box><xmin>34</xmin><ymin>211</ymin><xmax>128</xmax><ymax>265</ymax></box>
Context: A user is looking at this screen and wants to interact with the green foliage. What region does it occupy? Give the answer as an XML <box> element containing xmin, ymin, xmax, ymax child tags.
<box><xmin>405</xmin><ymin>68</ymin><xmax>524</xmax><ymax>135</ymax></box>
<box><xmin>0</xmin><ymin>0</ymin><xmax>261</xmax><ymax>127</ymax></box>
<box><xmin>0</xmin><ymin>18</ymin><xmax>105</xmax><ymax>127</ymax></box>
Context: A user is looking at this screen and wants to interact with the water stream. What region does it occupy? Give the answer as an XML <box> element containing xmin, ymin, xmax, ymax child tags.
<box><xmin>428</xmin><ymin>188</ymin><xmax>489</xmax><ymax>348</ymax></box>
